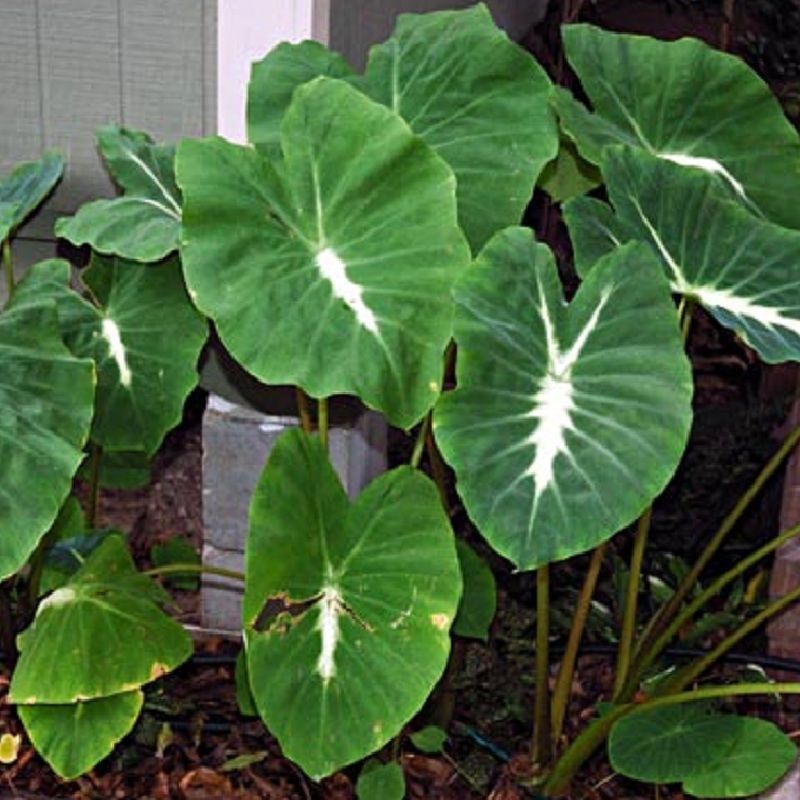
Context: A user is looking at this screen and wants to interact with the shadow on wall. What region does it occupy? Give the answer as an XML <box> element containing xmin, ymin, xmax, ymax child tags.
<box><xmin>330</xmin><ymin>0</ymin><xmax>550</xmax><ymax>69</ymax></box>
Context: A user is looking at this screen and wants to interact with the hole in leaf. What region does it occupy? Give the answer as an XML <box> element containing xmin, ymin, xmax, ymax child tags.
<box><xmin>253</xmin><ymin>593</ymin><xmax>321</xmax><ymax>633</ymax></box>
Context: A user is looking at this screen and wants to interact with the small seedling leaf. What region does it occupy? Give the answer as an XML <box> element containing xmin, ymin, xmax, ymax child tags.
<box><xmin>356</xmin><ymin>759</ymin><xmax>405</xmax><ymax>800</ymax></box>
<box><xmin>410</xmin><ymin>725</ymin><xmax>448</xmax><ymax>754</ymax></box>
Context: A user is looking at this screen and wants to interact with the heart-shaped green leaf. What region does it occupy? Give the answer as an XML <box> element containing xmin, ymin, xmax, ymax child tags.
<box><xmin>558</xmin><ymin>25</ymin><xmax>800</xmax><ymax>227</ymax></box>
<box><xmin>74</xmin><ymin>254</ymin><xmax>206</xmax><ymax>454</ymax></box>
<box><xmin>10</xmin><ymin>534</ymin><xmax>192</xmax><ymax>704</ymax></box>
<box><xmin>0</xmin><ymin>294</ymin><xmax>94</xmax><ymax>579</ymax></box>
<box><xmin>593</xmin><ymin>147</ymin><xmax>800</xmax><ymax>363</ymax></box>
<box><xmin>0</xmin><ymin>150</ymin><xmax>64</xmax><ymax>234</ymax></box>
<box><xmin>18</xmin><ymin>690</ymin><xmax>143</xmax><ymax>780</ymax></box>
<box><xmin>178</xmin><ymin>77</ymin><xmax>469</xmax><ymax>427</ymax></box>
<box><xmin>57</xmin><ymin>127</ymin><xmax>181</xmax><ymax>261</ymax></box>
<box><xmin>610</xmin><ymin>704</ymin><xmax>796</xmax><ymax>797</ymax></box>
<box><xmin>434</xmin><ymin>230</ymin><xmax>692</xmax><ymax>570</ymax></box>
<box><xmin>244</xmin><ymin>429</ymin><xmax>461</xmax><ymax>779</ymax></box>
<box><xmin>247</xmin><ymin>40</ymin><xmax>354</xmax><ymax>159</ymax></box>
<box><xmin>357</xmin><ymin>4</ymin><xmax>557</xmax><ymax>251</ymax></box>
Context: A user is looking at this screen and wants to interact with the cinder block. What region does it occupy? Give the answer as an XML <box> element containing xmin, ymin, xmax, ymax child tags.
<box><xmin>201</xmin><ymin>393</ymin><xmax>387</xmax><ymax>632</ymax></box>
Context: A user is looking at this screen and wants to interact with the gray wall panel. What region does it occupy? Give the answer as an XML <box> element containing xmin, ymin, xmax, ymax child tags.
<box><xmin>37</xmin><ymin>0</ymin><xmax>121</xmax><ymax>210</ymax></box>
<box><xmin>120</xmin><ymin>0</ymin><xmax>206</xmax><ymax>140</ymax></box>
<box><xmin>0</xmin><ymin>2</ymin><xmax>43</xmax><ymax>170</ymax></box>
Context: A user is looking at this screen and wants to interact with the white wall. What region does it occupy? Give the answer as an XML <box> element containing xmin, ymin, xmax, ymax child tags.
<box><xmin>217</xmin><ymin>0</ymin><xmax>329</xmax><ymax>144</ymax></box>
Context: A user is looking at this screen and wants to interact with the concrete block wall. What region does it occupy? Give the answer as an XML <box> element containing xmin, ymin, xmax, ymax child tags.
<box><xmin>201</xmin><ymin>395</ymin><xmax>387</xmax><ymax>632</ymax></box>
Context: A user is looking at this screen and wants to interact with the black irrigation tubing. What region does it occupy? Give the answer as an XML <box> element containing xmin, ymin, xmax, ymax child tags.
<box><xmin>187</xmin><ymin>643</ymin><xmax>800</xmax><ymax>675</ymax></box>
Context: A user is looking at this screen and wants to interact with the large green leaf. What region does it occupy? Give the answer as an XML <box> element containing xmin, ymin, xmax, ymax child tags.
<box><xmin>0</xmin><ymin>297</ymin><xmax>94</xmax><ymax>578</ymax></box>
<box><xmin>244</xmin><ymin>429</ymin><xmax>461</xmax><ymax>779</ymax></box>
<box><xmin>358</xmin><ymin>4</ymin><xmax>557</xmax><ymax>251</ymax></box>
<box><xmin>10</xmin><ymin>535</ymin><xmax>192</xmax><ymax>704</ymax></box>
<box><xmin>558</xmin><ymin>25</ymin><xmax>800</xmax><ymax>227</ymax></box>
<box><xmin>434</xmin><ymin>231</ymin><xmax>692</xmax><ymax>570</ymax></box>
<box><xmin>595</xmin><ymin>147</ymin><xmax>800</xmax><ymax>363</ymax></box>
<box><xmin>609</xmin><ymin>704</ymin><xmax>795</xmax><ymax>797</ymax></box>
<box><xmin>247</xmin><ymin>40</ymin><xmax>354</xmax><ymax>158</ymax></box>
<box><xmin>18</xmin><ymin>690</ymin><xmax>143</xmax><ymax>780</ymax></box>
<box><xmin>75</xmin><ymin>254</ymin><xmax>206</xmax><ymax>453</ymax></box>
<box><xmin>178</xmin><ymin>77</ymin><xmax>468</xmax><ymax>428</ymax></box>
<box><xmin>56</xmin><ymin>127</ymin><xmax>181</xmax><ymax>261</ymax></box>
<box><xmin>0</xmin><ymin>150</ymin><xmax>64</xmax><ymax>234</ymax></box>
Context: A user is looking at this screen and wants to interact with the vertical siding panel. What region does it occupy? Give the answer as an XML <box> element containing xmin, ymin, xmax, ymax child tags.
<box><xmin>0</xmin><ymin>2</ymin><xmax>42</xmax><ymax>172</ymax></box>
<box><xmin>119</xmin><ymin>0</ymin><xmax>205</xmax><ymax>142</ymax></box>
<box><xmin>203</xmin><ymin>0</ymin><xmax>218</xmax><ymax>136</ymax></box>
<box><xmin>37</xmin><ymin>0</ymin><xmax>121</xmax><ymax>210</ymax></box>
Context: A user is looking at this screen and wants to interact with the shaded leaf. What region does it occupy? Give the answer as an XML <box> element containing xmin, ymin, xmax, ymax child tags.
<box><xmin>453</xmin><ymin>541</ymin><xmax>496</xmax><ymax>640</ymax></box>
<box><xmin>150</xmin><ymin>537</ymin><xmax>199</xmax><ymax>590</ymax></box>
<box><xmin>538</xmin><ymin>136</ymin><xmax>602</xmax><ymax>203</ymax></box>
<box><xmin>559</xmin><ymin>24</ymin><xmax>800</xmax><ymax>227</ymax></box>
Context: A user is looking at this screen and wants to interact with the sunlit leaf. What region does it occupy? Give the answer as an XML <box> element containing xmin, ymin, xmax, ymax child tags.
<box><xmin>244</xmin><ymin>429</ymin><xmax>461</xmax><ymax>778</ymax></box>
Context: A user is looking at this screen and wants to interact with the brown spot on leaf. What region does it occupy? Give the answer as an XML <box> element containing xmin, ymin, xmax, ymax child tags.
<box><xmin>150</xmin><ymin>662</ymin><xmax>169</xmax><ymax>680</ymax></box>
<box><xmin>430</xmin><ymin>613</ymin><xmax>449</xmax><ymax>630</ymax></box>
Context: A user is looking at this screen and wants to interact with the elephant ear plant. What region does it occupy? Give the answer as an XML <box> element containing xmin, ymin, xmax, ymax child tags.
<box><xmin>0</xmin><ymin>134</ymin><xmax>204</xmax><ymax>777</ymax></box>
<box><xmin>4</xmin><ymin>5</ymin><xmax>800</xmax><ymax>797</ymax></box>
